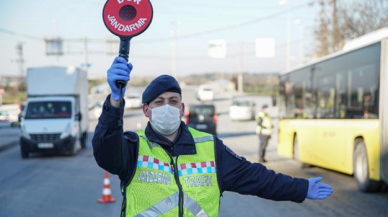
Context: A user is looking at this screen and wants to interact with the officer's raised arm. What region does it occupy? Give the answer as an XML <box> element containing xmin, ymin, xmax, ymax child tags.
<box><xmin>92</xmin><ymin>57</ymin><xmax>133</xmax><ymax>178</ymax></box>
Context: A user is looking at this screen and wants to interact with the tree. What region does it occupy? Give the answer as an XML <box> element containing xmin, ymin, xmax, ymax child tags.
<box><xmin>314</xmin><ymin>0</ymin><xmax>388</xmax><ymax>57</ymax></box>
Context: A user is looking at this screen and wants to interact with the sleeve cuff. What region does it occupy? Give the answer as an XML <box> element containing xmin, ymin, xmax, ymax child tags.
<box><xmin>293</xmin><ymin>178</ymin><xmax>309</xmax><ymax>203</ymax></box>
<box><xmin>99</xmin><ymin>94</ymin><xmax>126</xmax><ymax>129</ymax></box>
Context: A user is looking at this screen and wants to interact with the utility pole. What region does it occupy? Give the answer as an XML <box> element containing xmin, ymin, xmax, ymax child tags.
<box><xmin>16</xmin><ymin>42</ymin><xmax>25</xmax><ymax>78</ymax></box>
<box><xmin>84</xmin><ymin>37</ymin><xmax>89</xmax><ymax>74</ymax></box>
<box><xmin>238</xmin><ymin>41</ymin><xmax>244</xmax><ymax>93</ymax></box>
<box><xmin>172</xmin><ymin>30</ymin><xmax>178</xmax><ymax>79</ymax></box>
<box><xmin>171</xmin><ymin>21</ymin><xmax>180</xmax><ymax>80</ymax></box>
<box><xmin>286</xmin><ymin>2</ymin><xmax>292</xmax><ymax>71</ymax></box>
<box><xmin>280</xmin><ymin>0</ymin><xmax>292</xmax><ymax>71</ymax></box>
<box><xmin>332</xmin><ymin>0</ymin><xmax>340</xmax><ymax>51</ymax></box>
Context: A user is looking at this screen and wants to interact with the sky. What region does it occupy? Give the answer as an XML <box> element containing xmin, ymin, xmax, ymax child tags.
<box><xmin>0</xmin><ymin>0</ymin><xmax>318</xmax><ymax>78</ymax></box>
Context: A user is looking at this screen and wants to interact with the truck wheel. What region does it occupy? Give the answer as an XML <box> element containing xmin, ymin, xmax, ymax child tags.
<box><xmin>21</xmin><ymin>149</ymin><xmax>29</xmax><ymax>159</ymax></box>
<box><xmin>293</xmin><ymin>135</ymin><xmax>310</xmax><ymax>169</ymax></box>
<box><xmin>64</xmin><ymin>140</ymin><xmax>78</xmax><ymax>156</ymax></box>
<box><xmin>80</xmin><ymin>132</ymin><xmax>87</xmax><ymax>149</ymax></box>
<box><xmin>67</xmin><ymin>144</ymin><xmax>78</xmax><ymax>156</ymax></box>
<box><xmin>353</xmin><ymin>139</ymin><xmax>382</xmax><ymax>192</ymax></box>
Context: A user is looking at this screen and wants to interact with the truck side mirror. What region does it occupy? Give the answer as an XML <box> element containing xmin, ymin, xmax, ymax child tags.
<box><xmin>76</xmin><ymin>112</ymin><xmax>82</xmax><ymax>121</ymax></box>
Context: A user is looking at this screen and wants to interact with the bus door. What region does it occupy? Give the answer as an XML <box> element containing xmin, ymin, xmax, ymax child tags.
<box><xmin>380</xmin><ymin>40</ymin><xmax>388</xmax><ymax>184</ymax></box>
<box><xmin>315</xmin><ymin>72</ymin><xmax>346</xmax><ymax>170</ymax></box>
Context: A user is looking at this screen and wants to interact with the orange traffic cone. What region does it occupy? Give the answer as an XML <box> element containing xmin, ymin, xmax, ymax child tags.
<box><xmin>97</xmin><ymin>172</ymin><xmax>116</xmax><ymax>203</ymax></box>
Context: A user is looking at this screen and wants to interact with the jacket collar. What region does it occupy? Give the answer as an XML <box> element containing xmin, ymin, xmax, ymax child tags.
<box><xmin>145</xmin><ymin>121</ymin><xmax>197</xmax><ymax>156</ymax></box>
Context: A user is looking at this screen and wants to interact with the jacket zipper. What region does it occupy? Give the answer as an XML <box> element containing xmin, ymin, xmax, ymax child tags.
<box><xmin>120</xmin><ymin>186</ymin><xmax>127</xmax><ymax>217</ymax></box>
<box><xmin>169</xmin><ymin>154</ymin><xmax>184</xmax><ymax>217</ymax></box>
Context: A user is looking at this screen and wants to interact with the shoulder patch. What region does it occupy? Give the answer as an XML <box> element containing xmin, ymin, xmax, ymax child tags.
<box><xmin>225</xmin><ymin>146</ymin><xmax>242</xmax><ymax>161</ymax></box>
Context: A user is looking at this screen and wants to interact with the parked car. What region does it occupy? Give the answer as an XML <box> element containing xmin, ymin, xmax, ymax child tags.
<box><xmin>1</xmin><ymin>104</ymin><xmax>21</xmax><ymax>127</ymax></box>
<box><xmin>89</xmin><ymin>101</ymin><xmax>103</xmax><ymax>120</ymax></box>
<box><xmin>16</xmin><ymin>104</ymin><xmax>26</xmax><ymax>127</ymax></box>
<box><xmin>0</xmin><ymin>110</ymin><xmax>11</xmax><ymax>128</ymax></box>
<box><xmin>184</xmin><ymin>103</ymin><xmax>217</xmax><ymax>135</ymax></box>
<box><xmin>125</xmin><ymin>92</ymin><xmax>142</xmax><ymax>109</ymax></box>
<box><xmin>229</xmin><ymin>99</ymin><xmax>256</xmax><ymax>121</ymax></box>
<box><xmin>197</xmin><ymin>85</ymin><xmax>215</xmax><ymax>101</ymax></box>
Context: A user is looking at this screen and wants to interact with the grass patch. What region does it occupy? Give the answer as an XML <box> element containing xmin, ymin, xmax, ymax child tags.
<box><xmin>1</xmin><ymin>91</ymin><xmax>27</xmax><ymax>105</ymax></box>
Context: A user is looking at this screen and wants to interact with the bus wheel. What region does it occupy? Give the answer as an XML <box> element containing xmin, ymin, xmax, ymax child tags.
<box><xmin>293</xmin><ymin>135</ymin><xmax>310</xmax><ymax>169</ymax></box>
<box><xmin>353</xmin><ymin>139</ymin><xmax>382</xmax><ymax>192</ymax></box>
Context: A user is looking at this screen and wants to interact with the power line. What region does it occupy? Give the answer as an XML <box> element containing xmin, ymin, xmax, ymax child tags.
<box><xmin>0</xmin><ymin>2</ymin><xmax>310</xmax><ymax>44</ymax></box>
<box><xmin>135</xmin><ymin>2</ymin><xmax>310</xmax><ymax>43</ymax></box>
<box><xmin>0</xmin><ymin>28</ymin><xmax>42</xmax><ymax>40</ymax></box>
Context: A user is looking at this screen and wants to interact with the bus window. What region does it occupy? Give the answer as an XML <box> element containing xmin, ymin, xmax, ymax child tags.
<box><xmin>336</xmin><ymin>71</ymin><xmax>347</xmax><ymax>119</ymax></box>
<box><xmin>316</xmin><ymin>74</ymin><xmax>336</xmax><ymax>119</ymax></box>
<box><xmin>348</xmin><ymin>65</ymin><xmax>379</xmax><ymax>119</ymax></box>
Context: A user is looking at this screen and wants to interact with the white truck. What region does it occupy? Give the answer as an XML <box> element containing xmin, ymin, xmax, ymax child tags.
<box><xmin>20</xmin><ymin>66</ymin><xmax>89</xmax><ymax>158</ymax></box>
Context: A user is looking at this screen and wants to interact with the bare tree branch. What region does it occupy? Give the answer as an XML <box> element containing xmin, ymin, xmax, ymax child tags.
<box><xmin>313</xmin><ymin>0</ymin><xmax>388</xmax><ymax>57</ymax></box>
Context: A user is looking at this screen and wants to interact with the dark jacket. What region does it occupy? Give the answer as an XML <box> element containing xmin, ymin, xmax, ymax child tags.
<box><xmin>92</xmin><ymin>95</ymin><xmax>308</xmax><ymax>202</ymax></box>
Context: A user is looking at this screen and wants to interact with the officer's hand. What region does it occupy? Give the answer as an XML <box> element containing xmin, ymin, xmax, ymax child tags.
<box><xmin>307</xmin><ymin>177</ymin><xmax>333</xmax><ymax>200</ymax></box>
<box><xmin>107</xmin><ymin>57</ymin><xmax>133</xmax><ymax>101</ymax></box>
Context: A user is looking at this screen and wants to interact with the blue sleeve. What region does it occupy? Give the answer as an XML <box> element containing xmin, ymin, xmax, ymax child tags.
<box><xmin>214</xmin><ymin>137</ymin><xmax>308</xmax><ymax>203</ymax></box>
<box><xmin>92</xmin><ymin>94</ymin><xmax>138</xmax><ymax>184</ymax></box>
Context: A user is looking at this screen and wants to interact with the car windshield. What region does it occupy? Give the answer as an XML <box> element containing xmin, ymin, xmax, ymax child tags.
<box><xmin>25</xmin><ymin>101</ymin><xmax>72</xmax><ymax>119</ymax></box>
<box><xmin>189</xmin><ymin>106</ymin><xmax>214</xmax><ymax>117</ymax></box>
<box><xmin>233</xmin><ymin>101</ymin><xmax>250</xmax><ymax>106</ymax></box>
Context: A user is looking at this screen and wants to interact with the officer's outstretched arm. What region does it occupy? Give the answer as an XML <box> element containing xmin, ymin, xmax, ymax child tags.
<box><xmin>219</xmin><ymin>141</ymin><xmax>308</xmax><ymax>202</ymax></box>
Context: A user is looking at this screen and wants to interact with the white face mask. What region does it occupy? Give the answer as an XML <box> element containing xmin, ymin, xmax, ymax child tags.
<box><xmin>150</xmin><ymin>104</ymin><xmax>182</xmax><ymax>136</ymax></box>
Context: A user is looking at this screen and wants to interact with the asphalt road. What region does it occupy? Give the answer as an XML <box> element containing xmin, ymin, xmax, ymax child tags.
<box><xmin>0</xmin><ymin>86</ymin><xmax>387</xmax><ymax>217</ymax></box>
<box><xmin>0</xmin><ymin>126</ymin><xmax>20</xmax><ymax>151</ymax></box>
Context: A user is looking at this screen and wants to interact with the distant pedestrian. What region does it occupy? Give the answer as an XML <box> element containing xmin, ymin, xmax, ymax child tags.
<box><xmin>256</xmin><ymin>104</ymin><xmax>273</xmax><ymax>163</ymax></box>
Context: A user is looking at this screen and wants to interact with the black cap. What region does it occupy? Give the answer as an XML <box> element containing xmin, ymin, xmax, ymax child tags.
<box><xmin>142</xmin><ymin>75</ymin><xmax>181</xmax><ymax>104</ymax></box>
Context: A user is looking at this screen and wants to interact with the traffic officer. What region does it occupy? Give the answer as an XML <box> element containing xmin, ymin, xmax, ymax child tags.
<box><xmin>93</xmin><ymin>57</ymin><xmax>333</xmax><ymax>217</ymax></box>
<box><xmin>256</xmin><ymin>104</ymin><xmax>273</xmax><ymax>163</ymax></box>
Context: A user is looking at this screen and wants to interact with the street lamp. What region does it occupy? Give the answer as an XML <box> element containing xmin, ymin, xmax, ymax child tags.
<box><xmin>279</xmin><ymin>0</ymin><xmax>291</xmax><ymax>71</ymax></box>
<box><xmin>294</xmin><ymin>19</ymin><xmax>305</xmax><ymax>66</ymax></box>
<box><xmin>171</xmin><ymin>21</ymin><xmax>181</xmax><ymax>79</ymax></box>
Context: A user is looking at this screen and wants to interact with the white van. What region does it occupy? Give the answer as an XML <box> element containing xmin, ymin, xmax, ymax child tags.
<box><xmin>20</xmin><ymin>66</ymin><xmax>89</xmax><ymax>158</ymax></box>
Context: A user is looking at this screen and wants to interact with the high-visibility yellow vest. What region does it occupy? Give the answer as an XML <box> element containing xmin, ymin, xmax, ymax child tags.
<box><xmin>121</xmin><ymin>127</ymin><xmax>220</xmax><ymax>217</ymax></box>
<box><xmin>255</xmin><ymin>111</ymin><xmax>273</xmax><ymax>135</ymax></box>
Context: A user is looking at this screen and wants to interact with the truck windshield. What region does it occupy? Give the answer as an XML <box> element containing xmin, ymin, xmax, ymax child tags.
<box><xmin>25</xmin><ymin>101</ymin><xmax>72</xmax><ymax>119</ymax></box>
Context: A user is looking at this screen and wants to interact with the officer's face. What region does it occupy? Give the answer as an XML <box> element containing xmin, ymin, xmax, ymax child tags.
<box><xmin>143</xmin><ymin>92</ymin><xmax>185</xmax><ymax>120</ymax></box>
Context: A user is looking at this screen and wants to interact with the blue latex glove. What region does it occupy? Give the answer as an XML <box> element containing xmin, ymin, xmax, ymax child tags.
<box><xmin>307</xmin><ymin>177</ymin><xmax>333</xmax><ymax>200</ymax></box>
<box><xmin>107</xmin><ymin>57</ymin><xmax>133</xmax><ymax>101</ymax></box>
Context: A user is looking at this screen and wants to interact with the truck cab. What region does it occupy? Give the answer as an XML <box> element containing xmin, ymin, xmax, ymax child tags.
<box><xmin>20</xmin><ymin>97</ymin><xmax>84</xmax><ymax>157</ymax></box>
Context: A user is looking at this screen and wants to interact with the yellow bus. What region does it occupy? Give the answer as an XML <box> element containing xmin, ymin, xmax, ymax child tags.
<box><xmin>277</xmin><ymin>28</ymin><xmax>388</xmax><ymax>192</ymax></box>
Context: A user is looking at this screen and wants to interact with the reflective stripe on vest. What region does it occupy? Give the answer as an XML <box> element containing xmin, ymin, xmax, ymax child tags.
<box><xmin>135</xmin><ymin>192</ymin><xmax>209</xmax><ymax>217</ymax></box>
<box><xmin>123</xmin><ymin>128</ymin><xmax>220</xmax><ymax>217</ymax></box>
<box><xmin>193</xmin><ymin>136</ymin><xmax>214</xmax><ymax>143</ymax></box>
